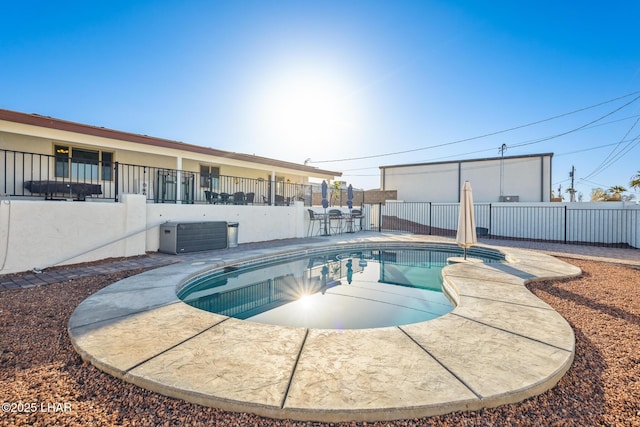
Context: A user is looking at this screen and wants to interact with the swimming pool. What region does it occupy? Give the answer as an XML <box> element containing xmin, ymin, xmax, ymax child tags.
<box><xmin>69</xmin><ymin>235</ymin><xmax>577</xmax><ymax>422</ymax></box>
<box><xmin>178</xmin><ymin>245</ymin><xmax>503</xmax><ymax>329</ymax></box>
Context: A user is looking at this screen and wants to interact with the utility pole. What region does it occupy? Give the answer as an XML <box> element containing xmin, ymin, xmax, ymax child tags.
<box><xmin>569</xmin><ymin>166</ymin><xmax>576</xmax><ymax>202</ymax></box>
<box><xmin>499</xmin><ymin>144</ymin><xmax>507</xmax><ymax>199</ymax></box>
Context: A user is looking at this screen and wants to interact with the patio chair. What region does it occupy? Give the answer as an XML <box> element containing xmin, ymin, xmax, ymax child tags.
<box><xmin>220</xmin><ymin>193</ymin><xmax>231</xmax><ymax>204</ymax></box>
<box><xmin>476</xmin><ymin>227</ymin><xmax>489</xmax><ymax>237</ymax></box>
<box><xmin>346</xmin><ymin>209</ymin><xmax>363</xmax><ymax>232</ymax></box>
<box><xmin>245</xmin><ymin>192</ymin><xmax>255</xmax><ymax>204</ymax></box>
<box><xmin>328</xmin><ymin>209</ymin><xmax>344</xmax><ymax>235</ymax></box>
<box><xmin>233</xmin><ymin>191</ymin><xmax>246</xmax><ymax>205</ymax></box>
<box><xmin>307</xmin><ymin>209</ymin><xmax>323</xmax><ymax>237</ymax></box>
<box><xmin>204</xmin><ymin>191</ymin><xmax>219</xmax><ymax>204</ymax></box>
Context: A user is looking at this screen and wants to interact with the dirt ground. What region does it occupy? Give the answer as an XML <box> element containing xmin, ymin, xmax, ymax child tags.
<box><xmin>1</xmin><ymin>257</ymin><xmax>638</xmax><ymax>426</ymax></box>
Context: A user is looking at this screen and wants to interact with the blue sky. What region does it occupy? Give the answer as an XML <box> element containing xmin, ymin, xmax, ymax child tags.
<box><xmin>2</xmin><ymin>1</ymin><xmax>639</xmax><ymax>199</ymax></box>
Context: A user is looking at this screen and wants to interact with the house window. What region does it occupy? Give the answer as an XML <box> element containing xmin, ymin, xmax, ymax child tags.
<box><xmin>71</xmin><ymin>148</ymin><xmax>100</xmax><ymax>180</ymax></box>
<box><xmin>54</xmin><ymin>145</ymin><xmax>114</xmax><ymax>181</ymax></box>
<box><xmin>55</xmin><ymin>145</ymin><xmax>70</xmax><ymax>178</ymax></box>
<box><xmin>275</xmin><ymin>176</ymin><xmax>284</xmax><ymax>195</ymax></box>
<box><xmin>101</xmin><ymin>152</ymin><xmax>113</xmax><ymax>181</ymax></box>
<box><xmin>200</xmin><ymin>165</ymin><xmax>220</xmax><ymax>189</ymax></box>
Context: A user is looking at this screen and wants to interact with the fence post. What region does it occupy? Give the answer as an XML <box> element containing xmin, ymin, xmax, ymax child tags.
<box><xmin>2</xmin><ymin>149</ymin><xmax>7</xmax><ymax>194</ymax></box>
<box><xmin>378</xmin><ymin>202</ymin><xmax>382</xmax><ymax>232</ymax></box>
<box><xmin>564</xmin><ymin>205</ymin><xmax>567</xmax><ymax>244</ymax></box>
<box><xmin>114</xmin><ymin>161</ymin><xmax>119</xmax><ymax>202</ymax></box>
<box><xmin>428</xmin><ymin>202</ymin><xmax>432</xmax><ymax>235</ymax></box>
<box><xmin>489</xmin><ymin>203</ymin><xmax>492</xmax><ymax>238</ymax></box>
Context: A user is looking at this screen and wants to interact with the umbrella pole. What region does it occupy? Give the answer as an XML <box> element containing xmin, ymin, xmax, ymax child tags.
<box><xmin>464</xmin><ymin>247</ymin><xmax>467</xmax><ymax>260</ymax></box>
<box><xmin>321</xmin><ymin>207</ymin><xmax>330</xmax><ymax>236</ymax></box>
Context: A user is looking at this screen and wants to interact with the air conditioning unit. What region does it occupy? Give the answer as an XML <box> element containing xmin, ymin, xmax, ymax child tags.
<box><xmin>159</xmin><ymin>221</ymin><xmax>228</xmax><ymax>254</ymax></box>
<box><xmin>499</xmin><ymin>195</ymin><xmax>519</xmax><ymax>202</ymax></box>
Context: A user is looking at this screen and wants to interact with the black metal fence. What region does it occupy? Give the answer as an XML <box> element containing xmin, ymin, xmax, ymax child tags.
<box><xmin>365</xmin><ymin>202</ymin><xmax>639</xmax><ymax>248</ymax></box>
<box><xmin>2</xmin><ymin>149</ymin><xmax>312</xmax><ymax>205</ymax></box>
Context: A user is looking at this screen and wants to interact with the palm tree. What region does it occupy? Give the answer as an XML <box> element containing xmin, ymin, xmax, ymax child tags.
<box><xmin>607</xmin><ymin>185</ymin><xmax>627</xmax><ymax>201</ymax></box>
<box><xmin>631</xmin><ymin>171</ymin><xmax>640</xmax><ymax>190</ymax></box>
<box><xmin>329</xmin><ymin>181</ymin><xmax>342</xmax><ymax>206</ymax></box>
<box><xmin>591</xmin><ymin>188</ymin><xmax>608</xmax><ymax>201</ymax></box>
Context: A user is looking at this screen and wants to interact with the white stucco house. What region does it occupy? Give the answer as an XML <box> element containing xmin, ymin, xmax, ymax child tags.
<box><xmin>0</xmin><ymin>108</ymin><xmax>341</xmax><ymax>204</ymax></box>
<box><xmin>0</xmin><ymin>108</ymin><xmax>346</xmax><ymax>273</ymax></box>
<box><xmin>379</xmin><ymin>153</ymin><xmax>553</xmax><ymax>203</ymax></box>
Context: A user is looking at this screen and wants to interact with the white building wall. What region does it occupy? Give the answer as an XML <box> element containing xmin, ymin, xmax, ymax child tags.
<box><xmin>144</xmin><ymin>203</ymin><xmax>305</xmax><ymax>251</ymax></box>
<box><xmin>0</xmin><ymin>195</ymin><xmax>635</xmax><ymax>276</ymax></box>
<box><xmin>385</xmin><ymin>163</ymin><xmax>459</xmax><ymax>202</ymax></box>
<box><xmin>382</xmin><ymin>154</ymin><xmax>552</xmax><ymax>202</ymax></box>
<box><xmin>460</xmin><ymin>160</ymin><xmax>502</xmax><ymax>202</ymax></box>
<box><xmin>0</xmin><ymin>199</ymin><xmax>129</xmax><ymax>274</ymax></box>
<box><xmin>0</xmin><ymin>196</ymin><xmax>308</xmax><ymax>275</ymax></box>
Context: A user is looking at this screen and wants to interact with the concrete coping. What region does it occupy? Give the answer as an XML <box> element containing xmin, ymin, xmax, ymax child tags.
<box><xmin>67</xmin><ymin>234</ymin><xmax>581</xmax><ymax>422</ymax></box>
<box><xmin>447</xmin><ymin>256</ymin><xmax>484</xmax><ymax>264</ymax></box>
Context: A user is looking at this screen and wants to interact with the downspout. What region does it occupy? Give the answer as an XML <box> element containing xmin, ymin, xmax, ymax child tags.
<box><xmin>548</xmin><ymin>154</ymin><xmax>553</xmax><ymax>202</ymax></box>
<box><xmin>176</xmin><ymin>156</ymin><xmax>183</xmax><ymax>204</ymax></box>
<box><xmin>0</xmin><ymin>195</ymin><xmax>11</xmax><ymax>272</ymax></box>
<box><xmin>114</xmin><ymin>161</ymin><xmax>119</xmax><ymax>202</ymax></box>
<box><xmin>270</xmin><ymin>170</ymin><xmax>276</xmax><ymax>205</ymax></box>
<box><xmin>540</xmin><ymin>155</ymin><xmax>544</xmax><ymax>202</ymax></box>
<box><xmin>458</xmin><ymin>162</ymin><xmax>462</xmax><ymax>202</ymax></box>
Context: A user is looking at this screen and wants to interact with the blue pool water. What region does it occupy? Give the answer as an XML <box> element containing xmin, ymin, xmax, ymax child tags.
<box><xmin>178</xmin><ymin>245</ymin><xmax>503</xmax><ymax>329</ymax></box>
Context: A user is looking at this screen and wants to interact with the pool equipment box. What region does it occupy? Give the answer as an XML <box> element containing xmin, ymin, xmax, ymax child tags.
<box><xmin>159</xmin><ymin>221</ymin><xmax>229</xmax><ymax>254</ymax></box>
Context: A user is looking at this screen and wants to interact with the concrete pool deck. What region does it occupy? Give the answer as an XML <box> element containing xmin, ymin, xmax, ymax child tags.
<box><xmin>68</xmin><ymin>233</ymin><xmax>582</xmax><ymax>422</ymax></box>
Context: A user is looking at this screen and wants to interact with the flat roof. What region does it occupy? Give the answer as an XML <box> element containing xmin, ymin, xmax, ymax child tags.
<box><xmin>380</xmin><ymin>152</ymin><xmax>554</xmax><ymax>170</ymax></box>
<box><xmin>0</xmin><ymin>108</ymin><xmax>342</xmax><ymax>177</ymax></box>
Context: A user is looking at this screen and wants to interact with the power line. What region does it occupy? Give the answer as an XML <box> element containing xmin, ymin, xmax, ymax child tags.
<box><xmin>309</xmin><ymin>90</ymin><xmax>640</xmax><ymax>164</ymax></box>
<box><xmin>579</xmin><ymin>178</ymin><xmax>612</xmax><ymax>188</ymax></box>
<box><xmin>343</xmin><ymin>137</ymin><xmax>639</xmax><ymax>178</ymax></box>
<box><xmin>508</xmin><ymin>94</ymin><xmax>640</xmax><ymax>150</ymax></box>
<box><xmin>346</xmin><ymin>155</ymin><xmax>545</xmax><ymax>180</ymax></box>
<box><xmin>582</xmin><ymin>115</ymin><xmax>640</xmax><ymax>180</ymax></box>
<box><xmin>344</xmin><ymin>97</ymin><xmax>640</xmax><ymax>170</ymax></box>
<box><xmin>412</xmin><ymin>114</ymin><xmax>640</xmax><ymax>163</ymax></box>
<box><xmin>554</xmin><ymin>140</ymin><xmax>632</xmax><ymax>157</ymax></box>
<box><xmin>585</xmin><ymin>135</ymin><xmax>640</xmax><ymax>180</ymax></box>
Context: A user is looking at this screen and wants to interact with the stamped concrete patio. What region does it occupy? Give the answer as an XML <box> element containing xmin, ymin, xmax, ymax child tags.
<box><xmin>67</xmin><ymin>233</ymin><xmax>581</xmax><ymax>422</ymax></box>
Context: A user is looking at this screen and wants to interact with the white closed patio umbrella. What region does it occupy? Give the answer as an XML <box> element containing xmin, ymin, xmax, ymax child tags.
<box><xmin>456</xmin><ymin>181</ymin><xmax>477</xmax><ymax>260</ymax></box>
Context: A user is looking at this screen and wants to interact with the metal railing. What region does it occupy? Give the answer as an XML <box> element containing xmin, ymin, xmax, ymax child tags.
<box><xmin>2</xmin><ymin>149</ymin><xmax>111</xmax><ymax>199</ymax></box>
<box><xmin>365</xmin><ymin>202</ymin><xmax>639</xmax><ymax>248</ymax></box>
<box><xmin>1</xmin><ymin>149</ymin><xmax>312</xmax><ymax>206</ymax></box>
<box><xmin>117</xmin><ymin>162</ymin><xmax>312</xmax><ymax>205</ymax></box>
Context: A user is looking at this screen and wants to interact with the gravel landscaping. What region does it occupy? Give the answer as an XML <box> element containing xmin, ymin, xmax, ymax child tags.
<box><xmin>1</xmin><ymin>256</ymin><xmax>639</xmax><ymax>426</ymax></box>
